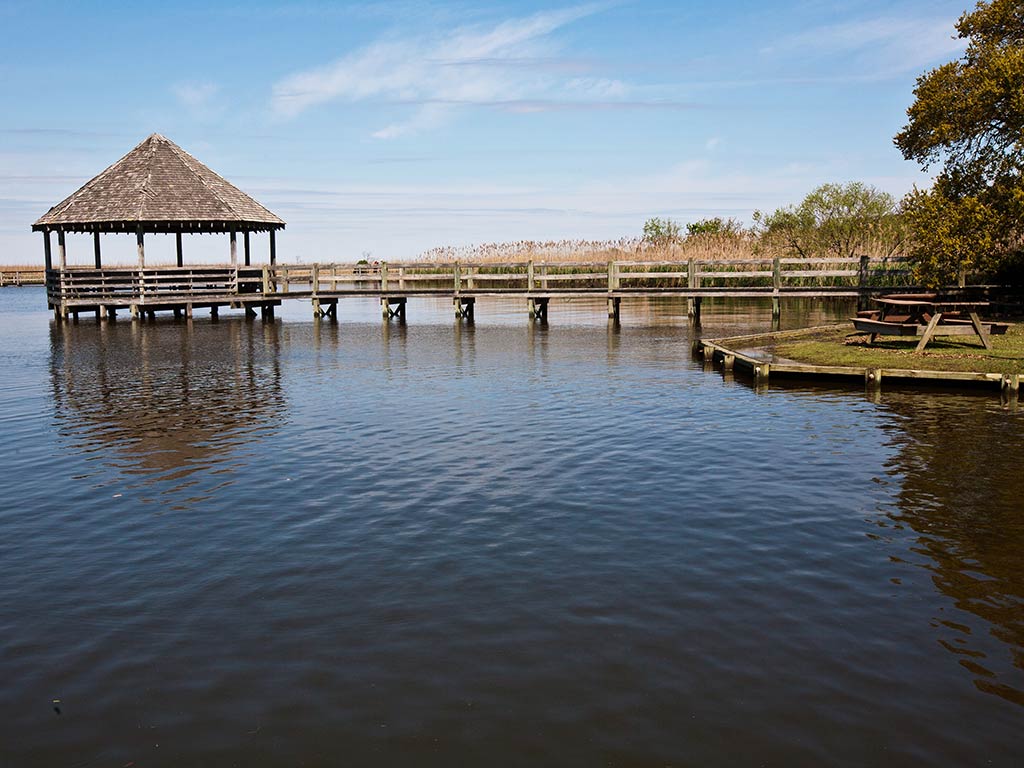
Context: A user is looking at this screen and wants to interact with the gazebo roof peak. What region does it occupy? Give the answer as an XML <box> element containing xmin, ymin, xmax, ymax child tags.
<box><xmin>33</xmin><ymin>133</ymin><xmax>285</xmax><ymax>234</ymax></box>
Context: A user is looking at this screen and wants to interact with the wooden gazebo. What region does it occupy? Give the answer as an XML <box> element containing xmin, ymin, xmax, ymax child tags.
<box><xmin>33</xmin><ymin>133</ymin><xmax>285</xmax><ymax>319</ymax></box>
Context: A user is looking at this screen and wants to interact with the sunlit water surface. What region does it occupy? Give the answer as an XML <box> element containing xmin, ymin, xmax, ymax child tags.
<box><xmin>1</xmin><ymin>287</ymin><xmax>1022</xmax><ymax>766</ymax></box>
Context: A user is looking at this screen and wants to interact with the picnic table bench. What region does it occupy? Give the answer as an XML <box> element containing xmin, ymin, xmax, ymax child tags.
<box><xmin>851</xmin><ymin>293</ymin><xmax>1008</xmax><ymax>352</ymax></box>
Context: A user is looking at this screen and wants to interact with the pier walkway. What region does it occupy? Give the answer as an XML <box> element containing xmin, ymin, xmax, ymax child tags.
<box><xmin>46</xmin><ymin>255</ymin><xmax>929</xmax><ymax>322</ymax></box>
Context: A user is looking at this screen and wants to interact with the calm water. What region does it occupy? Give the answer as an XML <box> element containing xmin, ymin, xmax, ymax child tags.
<box><xmin>1</xmin><ymin>287</ymin><xmax>1022</xmax><ymax>766</ymax></box>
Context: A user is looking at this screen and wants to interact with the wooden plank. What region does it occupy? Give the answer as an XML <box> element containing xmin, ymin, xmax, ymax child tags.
<box><xmin>781</xmin><ymin>270</ymin><xmax>859</xmax><ymax>278</ymax></box>
<box><xmin>852</xmin><ymin>319</ymin><xmax>920</xmax><ymax>336</ymax></box>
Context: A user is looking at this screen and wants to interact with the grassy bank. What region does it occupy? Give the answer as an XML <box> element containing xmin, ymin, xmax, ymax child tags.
<box><xmin>773</xmin><ymin>324</ymin><xmax>1024</xmax><ymax>374</ymax></box>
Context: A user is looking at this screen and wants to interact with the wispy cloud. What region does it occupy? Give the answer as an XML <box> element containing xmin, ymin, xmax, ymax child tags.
<box><xmin>271</xmin><ymin>4</ymin><xmax>659</xmax><ymax>137</ymax></box>
<box><xmin>777</xmin><ymin>15</ymin><xmax>966</xmax><ymax>76</ymax></box>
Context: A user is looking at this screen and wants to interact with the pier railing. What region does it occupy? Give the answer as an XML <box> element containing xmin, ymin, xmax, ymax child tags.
<box><xmin>263</xmin><ymin>255</ymin><xmax>913</xmax><ymax>295</ymax></box>
<box><xmin>0</xmin><ymin>268</ymin><xmax>46</xmax><ymax>286</ymax></box>
<box><xmin>46</xmin><ymin>256</ymin><xmax>923</xmax><ymax>315</ymax></box>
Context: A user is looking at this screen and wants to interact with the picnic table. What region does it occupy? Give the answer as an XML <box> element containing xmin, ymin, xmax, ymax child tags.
<box><xmin>851</xmin><ymin>293</ymin><xmax>1008</xmax><ymax>352</ymax></box>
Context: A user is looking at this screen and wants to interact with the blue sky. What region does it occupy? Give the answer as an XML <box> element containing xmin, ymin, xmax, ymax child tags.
<box><xmin>0</xmin><ymin>0</ymin><xmax>969</xmax><ymax>264</ymax></box>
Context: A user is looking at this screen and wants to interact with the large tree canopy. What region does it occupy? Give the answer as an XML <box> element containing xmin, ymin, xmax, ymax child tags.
<box><xmin>753</xmin><ymin>182</ymin><xmax>905</xmax><ymax>260</ymax></box>
<box><xmin>895</xmin><ymin>0</ymin><xmax>1024</xmax><ymax>283</ymax></box>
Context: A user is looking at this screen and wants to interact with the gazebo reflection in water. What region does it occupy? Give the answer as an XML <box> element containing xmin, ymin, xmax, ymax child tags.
<box><xmin>48</xmin><ymin>318</ymin><xmax>284</xmax><ymax>500</ymax></box>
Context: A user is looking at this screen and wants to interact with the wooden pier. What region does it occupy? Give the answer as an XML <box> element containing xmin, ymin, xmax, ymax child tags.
<box><xmin>43</xmin><ymin>255</ymin><xmax>928</xmax><ymax>322</ymax></box>
<box><xmin>25</xmin><ymin>133</ymin><xmax>948</xmax><ymax>325</ymax></box>
<box><xmin>0</xmin><ymin>269</ymin><xmax>45</xmax><ymax>287</ymax></box>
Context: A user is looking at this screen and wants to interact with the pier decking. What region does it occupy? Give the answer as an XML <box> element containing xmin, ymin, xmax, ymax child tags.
<box><xmin>44</xmin><ymin>255</ymin><xmax>929</xmax><ymax>322</ymax></box>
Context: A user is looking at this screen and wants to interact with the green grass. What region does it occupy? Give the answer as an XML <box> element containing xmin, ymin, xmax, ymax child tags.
<box><xmin>773</xmin><ymin>323</ymin><xmax>1024</xmax><ymax>374</ymax></box>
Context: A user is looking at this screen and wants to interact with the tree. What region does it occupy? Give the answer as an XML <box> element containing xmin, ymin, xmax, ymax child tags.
<box><xmin>685</xmin><ymin>217</ymin><xmax>745</xmax><ymax>237</ymax></box>
<box><xmin>642</xmin><ymin>217</ymin><xmax>682</xmax><ymax>246</ymax></box>
<box><xmin>901</xmin><ymin>188</ymin><xmax>1004</xmax><ymax>285</ymax></box>
<box><xmin>895</xmin><ymin>0</ymin><xmax>1024</xmax><ymax>281</ymax></box>
<box><xmin>753</xmin><ymin>182</ymin><xmax>905</xmax><ymax>259</ymax></box>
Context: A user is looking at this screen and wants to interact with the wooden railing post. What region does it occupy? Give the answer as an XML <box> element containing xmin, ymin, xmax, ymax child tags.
<box><xmin>687</xmin><ymin>257</ymin><xmax>697</xmax><ymax>318</ymax></box>
<box><xmin>381</xmin><ymin>262</ymin><xmax>389</xmax><ymax>292</ymax></box>
<box><xmin>527</xmin><ymin>260</ymin><xmax>535</xmax><ymax>291</ymax></box>
<box><xmin>311</xmin><ymin>263</ymin><xmax>320</xmax><ymax>294</ymax></box>
<box><xmin>772</xmin><ymin>255</ymin><xmax>781</xmax><ymax>318</ymax></box>
<box><xmin>958</xmin><ymin>265</ymin><xmax>967</xmax><ymax>289</ymax></box>
<box><xmin>262</xmin><ymin>265</ymin><xmax>271</xmax><ymax>294</ymax></box>
<box><xmin>608</xmin><ymin>261</ymin><xmax>619</xmax><ymax>291</ymax></box>
<box><xmin>454</xmin><ymin>262</ymin><xmax>461</xmax><ymax>294</ymax></box>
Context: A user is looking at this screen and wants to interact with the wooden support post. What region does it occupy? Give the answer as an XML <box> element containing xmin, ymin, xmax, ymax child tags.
<box><xmin>211</xmin><ymin>305</ymin><xmax>219</xmax><ymax>319</ymax></box>
<box><xmin>454</xmin><ymin>262</ymin><xmax>461</xmax><ymax>294</ymax></box>
<box><xmin>380</xmin><ymin>262</ymin><xmax>389</xmax><ymax>292</ymax></box>
<box><xmin>130</xmin><ymin>304</ymin><xmax>140</xmax><ymax>320</ymax></box>
<box><xmin>1002</xmin><ymin>374</ymin><xmax>1020</xmax><ymax>392</ymax></box>
<box><xmin>527</xmin><ymin>260</ymin><xmax>535</xmax><ymax>292</ymax></box>
<box><xmin>528</xmin><ymin>297</ymin><xmax>548</xmax><ymax>321</ymax></box>
<box><xmin>958</xmin><ymin>265</ymin><xmax>967</xmax><ymax>289</ymax></box>
<box><xmin>607</xmin><ymin>296</ymin><xmax>620</xmax><ymax>320</ymax></box>
<box><xmin>243</xmin><ymin>231</ymin><xmax>251</xmax><ymax>267</ymax></box>
<box><xmin>311</xmin><ymin>263</ymin><xmax>320</xmax><ymax>294</ymax></box>
<box><xmin>262</xmin><ymin>266</ymin><xmax>271</xmax><ymax>294</ymax></box>
<box><xmin>245</xmin><ymin>306</ymin><xmax>257</xmax><ymax>320</ymax></box>
<box><xmin>136</xmin><ymin>227</ymin><xmax>145</xmax><ymax>267</ymax></box>
<box><xmin>865</xmin><ymin>368</ymin><xmax>882</xmax><ymax>387</ymax></box>
<box><xmin>93</xmin><ymin>231</ymin><xmax>102</xmax><ymax>269</ymax></box>
<box><xmin>753</xmin><ymin>362</ymin><xmax>770</xmax><ymax>381</ymax></box>
<box><xmin>269</xmin><ymin>230</ymin><xmax>277</xmax><ymax>265</ymax></box>
<box><xmin>312</xmin><ymin>298</ymin><xmax>321</xmax><ymax>317</ymax></box>
<box><xmin>857</xmin><ymin>254</ymin><xmax>870</xmax><ymax>311</ymax></box>
<box><xmin>772</xmin><ymin>256</ymin><xmax>781</xmax><ymax>319</ymax></box>
<box><xmin>43</xmin><ymin>230</ymin><xmax>52</xmax><ymax>272</ymax></box>
<box><xmin>687</xmin><ymin>257</ymin><xmax>696</xmax><ymax>317</ymax></box>
<box><xmin>230</xmin><ymin>231</ymin><xmax>238</xmax><ymax>266</ymax></box>
<box><xmin>173</xmin><ymin>308</ymin><xmax>182</xmax><ymax>319</ymax></box>
<box><xmin>185</xmin><ymin>303</ymin><xmax>193</xmax><ymax>319</ymax></box>
<box><xmin>57</xmin><ymin>229</ymin><xmax>67</xmax><ymax>268</ymax></box>
<box><xmin>176</xmin><ymin>232</ymin><xmax>184</xmax><ymax>267</ymax></box>
<box><xmin>107</xmin><ymin>306</ymin><xmax>117</xmax><ymax>320</ymax></box>
<box><xmin>722</xmin><ymin>354</ymin><xmax>735</xmax><ymax>371</ymax></box>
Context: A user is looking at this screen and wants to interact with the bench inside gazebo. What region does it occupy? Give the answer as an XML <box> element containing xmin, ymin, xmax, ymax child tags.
<box><xmin>33</xmin><ymin>133</ymin><xmax>286</xmax><ymax>320</ymax></box>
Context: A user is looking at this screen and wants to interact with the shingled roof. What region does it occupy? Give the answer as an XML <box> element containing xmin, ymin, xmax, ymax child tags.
<box><xmin>33</xmin><ymin>134</ymin><xmax>285</xmax><ymax>233</ymax></box>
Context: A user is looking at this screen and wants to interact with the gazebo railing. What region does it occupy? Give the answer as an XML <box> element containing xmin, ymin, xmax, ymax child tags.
<box><xmin>50</xmin><ymin>266</ymin><xmax>257</xmax><ymax>304</ymax></box>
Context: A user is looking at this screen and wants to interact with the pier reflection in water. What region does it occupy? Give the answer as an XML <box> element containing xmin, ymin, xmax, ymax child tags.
<box><xmin>0</xmin><ymin>289</ymin><xmax>1022</xmax><ymax>766</ymax></box>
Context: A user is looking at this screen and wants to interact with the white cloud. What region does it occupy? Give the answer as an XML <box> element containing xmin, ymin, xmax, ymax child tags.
<box><xmin>271</xmin><ymin>4</ymin><xmax>630</xmax><ymax>137</ymax></box>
